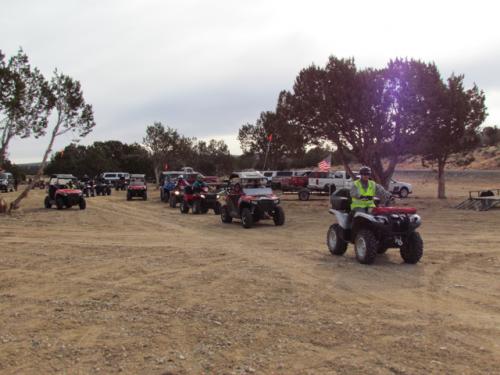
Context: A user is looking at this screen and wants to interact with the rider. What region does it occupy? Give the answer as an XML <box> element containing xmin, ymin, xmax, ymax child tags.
<box><xmin>350</xmin><ymin>166</ymin><xmax>392</xmax><ymax>213</ymax></box>
<box><xmin>192</xmin><ymin>175</ymin><xmax>207</xmax><ymax>193</ymax></box>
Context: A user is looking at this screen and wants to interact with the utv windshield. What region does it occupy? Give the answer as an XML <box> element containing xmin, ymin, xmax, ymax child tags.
<box><xmin>53</xmin><ymin>178</ymin><xmax>76</xmax><ymax>187</ymax></box>
<box><xmin>242</xmin><ymin>187</ymin><xmax>273</xmax><ymax>196</ymax></box>
<box><xmin>129</xmin><ymin>179</ymin><xmax>145</xmax><ymax>186</ymax></box>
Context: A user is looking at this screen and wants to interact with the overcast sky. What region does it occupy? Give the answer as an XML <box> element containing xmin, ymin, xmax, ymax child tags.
<box><xmin>2</xmin><ymin>0</ymin><xmax>500</xmax><ymax>163</ymax></box>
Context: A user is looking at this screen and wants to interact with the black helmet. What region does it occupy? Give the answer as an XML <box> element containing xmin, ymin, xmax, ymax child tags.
<box><xmin>359</xmin><ymin>166</ymin><xmax>371</xmax><ymax>175</ymax></box>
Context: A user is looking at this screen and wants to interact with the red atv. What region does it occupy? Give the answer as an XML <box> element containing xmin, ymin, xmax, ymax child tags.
<box><xmin>127</xmin><ymin>174</ymin><xmax>147</xmax><ymax>200</ymax></box>
<box><xmin>179</xmin><ymin>185</ymin><xmax>221</xmax><ymax>214</ymax></box>
<box><xmin>44</xmin><ymin>174</ymin><xmax>86</xmax><ymax>210</ymax></box>
<box><xmin>219</xmin><ymin>172</ymin><xmax>285</xmax><ymax>229</ymax></box>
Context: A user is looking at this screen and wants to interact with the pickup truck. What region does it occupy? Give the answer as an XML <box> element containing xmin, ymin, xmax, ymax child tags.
<box><xmin>298</xmin><ymin>171</ymin><xmax>412</xmax><ymax>200</ymax></box>
<box><xmin>272</xmin><ymin>170</ymin><xmax>311</xmax><ymax>190</ymax></box>
<box><xmin>298</xmin><ymin>171</ymin><xmax>356</xmax><ymax>201</ymax></box>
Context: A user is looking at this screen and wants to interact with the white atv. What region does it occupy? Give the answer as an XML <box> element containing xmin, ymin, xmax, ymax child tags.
<box><xmin>327</xmin><ymin>189</ymin><xmax>423</xmax><ymax>265</ymax></box>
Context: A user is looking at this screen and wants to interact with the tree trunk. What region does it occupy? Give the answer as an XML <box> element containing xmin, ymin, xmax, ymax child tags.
<box><xmin>337</xmin><ymin>145</ymin><xmax>356</xmax><ymax>179</ymax></box>
<box><xmin>154</xmin><ymin>166</ymin><xmax>160</xmax><ymax>189</ymax></box>
<box><xmin>437</xmin><ymin>158</ymin><xmax>446</xmax><ymax>199</ymax></box>
<box><xmin>7</xmin><ymin>119</ymin><xmax>61</xmax><ymax>213</ymax></box>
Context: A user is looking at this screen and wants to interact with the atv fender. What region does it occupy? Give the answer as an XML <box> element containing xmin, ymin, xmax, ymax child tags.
<box><xmin>329</xmin><ymin>209</ymin><xmax>350</xmax><ymax>229</ymax></box>
<box><xmin>239</xmin><ymin>201</ymin><xmax>253</xmax><ymax>215</ymax></box>
<box><xmin>351</xmin><ymin>212</ymin><xmax>380</xmax><ymax>241</ymax></box>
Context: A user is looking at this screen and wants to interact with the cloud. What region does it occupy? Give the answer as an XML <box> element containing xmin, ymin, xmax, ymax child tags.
<box><xmin>2</xmin><ymin>0</ymin><xmax>500</xmax><ymax>162</ymax></box>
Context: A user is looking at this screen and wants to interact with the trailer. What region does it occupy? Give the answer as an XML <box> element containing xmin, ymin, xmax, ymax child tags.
<box><xmin>455</xmin><ymin>189</ymin><xmax>500</xmax><ymax>211</ymax></box>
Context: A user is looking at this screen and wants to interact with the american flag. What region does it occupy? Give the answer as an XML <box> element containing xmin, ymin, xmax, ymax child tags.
<box><xmin>317</xmin><ymin>155</ymin><xmax>331</xmax><ymax>171</ymax></box>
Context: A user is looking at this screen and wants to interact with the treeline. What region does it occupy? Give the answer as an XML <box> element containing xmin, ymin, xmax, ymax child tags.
<box><xmin>45</xmin><ymin>122</ymin><xmax>235</xmax><ymax>181</ymax></box>
<box><xmin>238</xmin><ymin>56</ymin><xmax>491</xmax><ymax>198</ymax></box>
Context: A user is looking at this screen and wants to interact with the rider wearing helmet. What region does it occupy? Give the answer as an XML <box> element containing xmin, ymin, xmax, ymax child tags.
<box><xmin>192</xmin><ymin>174</ymin><xmax>206</xmax><ymax>193</ymax></box>
<box><xmin>350</xmin><ymin>166</ymin><xmax>392</xmax><ymax>212</ymax></box>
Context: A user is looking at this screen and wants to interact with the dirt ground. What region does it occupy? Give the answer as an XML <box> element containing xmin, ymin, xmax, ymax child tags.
<box><xmin>0</xmin><ymin>174</ymin><xmax>499</xmax><ymax>375</ymax></box>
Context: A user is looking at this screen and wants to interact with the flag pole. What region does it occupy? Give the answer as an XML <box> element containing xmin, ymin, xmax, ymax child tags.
<box><xmin>263</xmin><ymin>134</ymin><xmax>272</xmax><ymax>170</ymax></box>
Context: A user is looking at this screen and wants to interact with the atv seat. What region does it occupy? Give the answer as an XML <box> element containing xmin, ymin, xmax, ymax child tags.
<box><xmin>330</xmin><ymin>188</ymin><xmax>351</xmax><ymax>212</ymax></box>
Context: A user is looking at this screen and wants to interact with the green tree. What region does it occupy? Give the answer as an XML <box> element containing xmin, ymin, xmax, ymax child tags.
<box><xmin>0</xmin><ymin>48</ymin><xmax>53</xmax><ymax>165</ymax></box>
<box><xmin>238</xmin><ymin>108</ymin><xmax>306</xmax><ymax>170</ymax></box>
<box><xmin>419</xmin><ymin>75</ymin><xmax>486</xmax><ymax>198</ymax></box>
<box><xmin>286</xmin><ymin>56</ymin><xmax>445</xmax><ymax>187</ymax></box>
<box><xmin>8</xmin><ymin>70</ymin><xmax>95</xmax><ymax>212</ymax></box>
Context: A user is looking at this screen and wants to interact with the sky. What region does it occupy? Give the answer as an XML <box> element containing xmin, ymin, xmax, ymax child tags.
<box><xmin>1</xmin><ymin>0</ymin><xmax>500</xmax><ymax>163</ymax></box>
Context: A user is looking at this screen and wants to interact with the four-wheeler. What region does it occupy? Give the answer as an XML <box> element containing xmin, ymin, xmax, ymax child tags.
<box><xmin>0</xmin><ymin>172</ymin><xmax>15</xmax><ymax>193</ymax></box>
<box><xmin>327</xmin><ymin>188</ymin><xmax>423</xmax><ymax>265</ymax></box>
<box><xmin>78</xmin><ymin>179</ymin><xmax>95</xmax><ymax>197</ymax></box>
<box><xmin>95</xmin><ymin>178</ymin><xmax>112</xmax><ymax>196</ymax></box>
<box><xmin>180</xmin><ymin>185</ymin><xmax>221</xmax><ymax>214</ymax></box>
<box><xmin>44</xmin><ymin>174</ymin><xmax>86</xmax><ymax>210</ymax></box>
<box><xmin>219</xmin><ymin>171</ymin><xmax>285</xmax><ymax>229</ymax></box>
<box><xmin>115</xmin><ymin>175</ymin><xmax>129</xmax><ymax>191</ymax></box>
<box><xmin>127</xmin><ymin>174</ymin><xmax>148</xmax><ymax>200</ymax></box>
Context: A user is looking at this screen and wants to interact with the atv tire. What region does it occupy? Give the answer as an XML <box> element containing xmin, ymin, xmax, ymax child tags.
<box><xmin>221</xmin><ymin>206</ymin><xmax>232</xmax><ymax>223</ymax></box>
<box><xmin>127</xmin><ymin>192</ymin><xmax>132</xmax><ymax>201</ymax></box>
<box><xmin>327</xmin><ymin>224</ymin><xmax>348</xmax><ymax>255</ymax></box>
<box><xmin>273</xmin><ymin>206</ymin><xmax>285</xmax><ymax>226</ymax></box>
<box><xmin>241</xmin><ymin>208</ymin><xmax>253</xmax><ymax>228</ymax></box>
<box><xmin>400</xmin><ymin>231</ymin><xmax>423</xmax><ymax>264</ymax></box>
<box><xmin>79</xmin><ymin>198</ymin><xmax>86</xmax><ymax>210</ymax></box>
<box><xmin>399</xmin><ymin>187</ymin><xmax>409</xmax><ymax>199</ymax></box>
<box><xmin>180</xmin><ymin>201</ymin><xmax>189</xmax><ymax>214</ymax></box>
<box><xmin>143</xmin><ymin>192</ymin><xmax>147</xmax><ymax>201</ymax></box>
<box><xmin>44</xmin><ymin>196</ymin><xmax>52</xmax><ymax>209</ymax></box>
<box><xmin>213</xmin><ymin>202</ymin><xmax>221</xmax><ymax>215</ymax></box>
<box><xmin>354</xmin><ymin>229</ymin><xmax>378</xmax><ymax>264</ymax></box>
<box><xmin>169</xmin><ymin>195</ymin><xmax>177</xmax><ymax>208</ymax></box>
<box><xmin>192</xmin><ymin>200</ymin><xmax>201</xmax><ymax>214</ymax></box>
<box><xmin>56</xmin><ymin>197</ymin><xmax>64</xmax><ymax>210</ymax></box>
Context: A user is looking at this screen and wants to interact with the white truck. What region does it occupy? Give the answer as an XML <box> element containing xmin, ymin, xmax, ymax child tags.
<box><xmin>298</xmin><ymin>171</ymin><xmax>412</xmax><ymax>200</ymax></box>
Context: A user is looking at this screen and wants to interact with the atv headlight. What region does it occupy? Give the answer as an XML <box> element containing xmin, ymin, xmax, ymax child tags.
<box><xmin>175</xmin><ymin>191</ymin><xmax>179</xmax><ymax>195</ymax></box>
<box><xmin>200</xmin><ymin>194</ymin><xmax>206</xmax><ymax>199</ymax></box>
<box><xmin>216</xmin><ymin>194</ymin><xmax>220</xmax><ymax>199</ymax></box>
<box><xmin>274</xmin><ymin>199</ymin><xmax>280</xmax><ymax>204</ymax></box>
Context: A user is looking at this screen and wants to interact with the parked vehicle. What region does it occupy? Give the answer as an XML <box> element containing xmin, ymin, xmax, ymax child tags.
<box><xmin>101</xmin><ymin>172</ymin><xmax>130</xmax><ymax>186</ymax></box>
<box><xmin>127</xmin><ymin>174</ymin><xmax>147</xmax><ymax>200</ymax></box>
<box><xmin>179</xmin><ymin>185</ymin><xmax>221</xmax><ymax>214</ymax></box>
<box><xmin>298</xmin><ymin>170</ymin><xmax>356</xmax><ymax>201</ymax></box>
<box><xmin>219</xmin><ymin>171</ymin><xmax>285</xmax><ymax>229</ymax></box>
<box><xmin>327</xmin><ymin>188</ymin><xmax>423</xmax><ymax>264</ymax></box>
<box><xmin>44</xmin><ymin>174</ymin><xmax>86</xmax><ymax>210</ymax></box>
<box><xmin>259</xmin><ymin>171</ymin><xmax>277</xmax><ymax>187</ymax></box>
<box><xmin>271</xmin><ymin>170</ymin><xmax>311</xmax><ymax>190</ymax></box>
<box><xmin>0</xmin><ymin>172</ymin><xmax>15</xmax><ymax>193</ymax></box>
<box><xmin>389</xmin><ymin>179</ymin><xmax>412</xmax><ymax>198</ymax></box>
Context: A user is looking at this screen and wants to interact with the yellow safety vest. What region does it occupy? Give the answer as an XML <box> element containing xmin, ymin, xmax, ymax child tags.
<box><xmin>351</xmin><ymin>179</ymin><xmax>376</xmax><ymax>210</ymax></box>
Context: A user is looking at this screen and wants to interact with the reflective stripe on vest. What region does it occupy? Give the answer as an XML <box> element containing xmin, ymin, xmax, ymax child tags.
<box><xmin>351</xmin><ymin>179</ymin><xmax>376</xmax><ymax>209</ymax></box>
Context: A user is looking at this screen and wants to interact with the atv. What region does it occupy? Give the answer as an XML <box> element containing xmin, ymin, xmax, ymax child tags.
<box><xmin>79</xmin><ymin>179</ymin><xmax>95</xmax><ymax>197</ymax></box>
<box><xmin>95</xmin><ymin>178</ymin><xmax>112</xmax><ymax>196</ymax></box>
<box><xmin>114</xmin><ymin>176</ymin><xmax>128</xmax><ymax>191</ymax></box>
<box><xmin>179</xmin><ymin>185</ymin><xmax>222</xmax><ymax>214</ymax></box>
<box><xmin>44</xmin><ymin>174</ymin><xmax>86</xmax><ymax>210</ymax></box>
<box><xmin>219</xmin><ymin>171</ymin><xmax>285</xmax><ymax>229</ymax></box>
<box><xmin>161</xmin><ymin>179</ymin><xmax>177</xmax><ymax>203</ymax></box>
<box><xmin>168</xmin><ymin>178</ymin><xmax>189</xmax><ymax>208</ymax></box>
<box><xmin>327</xmin><ymin>188</ymin><xmax>423</xmax><ymax>265</ymax></box>
<box><xmin>127</xmin><ymin>174</ymin><xmax>147</xmax><ymax>200</ymax></box>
